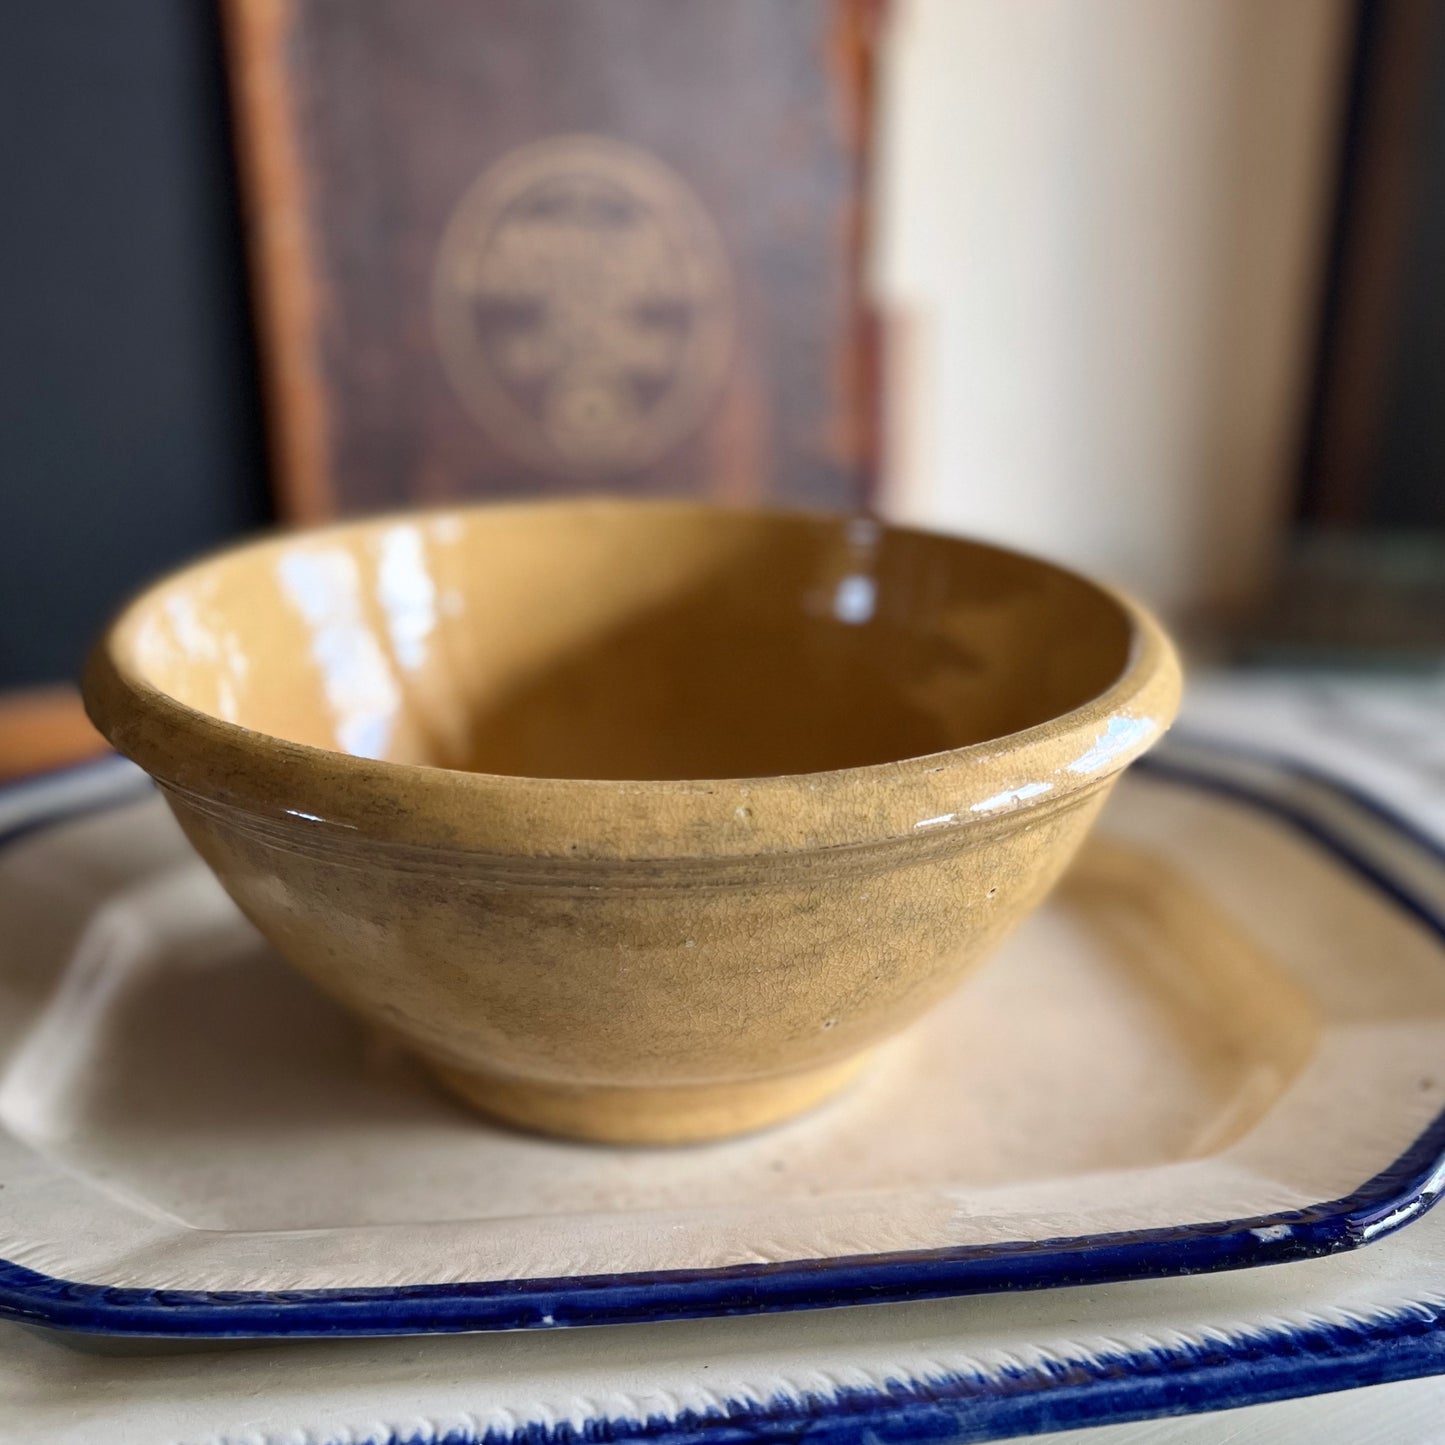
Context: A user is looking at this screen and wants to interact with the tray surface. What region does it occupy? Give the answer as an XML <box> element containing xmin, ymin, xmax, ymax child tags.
<box><xmin>1</xmin><ymin>734</ymin><xmax>1444</xmax><ymax>1338</ymax></box>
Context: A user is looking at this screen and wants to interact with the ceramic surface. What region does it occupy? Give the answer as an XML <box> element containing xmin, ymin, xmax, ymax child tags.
<box><xmin>82</xmin><ymin>501</ymin><xmax>1180</xmax><ymax>1142</ymax></box>
<box><xmin>6</xmin><ymin>1319</ymin><xmax>1445</xmax><ymax>1445</ymax></box>
<box><xmin>1</xmin><ymin>740</ymin><xmax>1444</xmax><ymax>1343</ymax></box>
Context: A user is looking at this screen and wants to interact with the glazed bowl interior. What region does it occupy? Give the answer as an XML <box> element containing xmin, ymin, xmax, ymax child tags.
<box><xmin>114</xmin><ymin>501</ymin><xmax>1135</xmax><ymax>783</ymax></box>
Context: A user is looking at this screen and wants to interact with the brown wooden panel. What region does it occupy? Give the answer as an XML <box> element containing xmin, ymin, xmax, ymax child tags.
<box><xmin>225</xmin><ymin>0</ymin><xmax>882</xmax><ymax>522</ymax></box>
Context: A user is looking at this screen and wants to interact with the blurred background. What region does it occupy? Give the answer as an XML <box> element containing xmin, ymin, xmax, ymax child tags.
<box><xmin>0</xmin><ymin>0</ymin><xmax>1441</xmax><ymax>772</ymax></box>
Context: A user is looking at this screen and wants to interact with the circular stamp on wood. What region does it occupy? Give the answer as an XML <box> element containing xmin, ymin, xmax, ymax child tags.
<box><xmin>433</xmin><ymin>135</ymin><xmax>734</xmax><ymax>476</ymax></box>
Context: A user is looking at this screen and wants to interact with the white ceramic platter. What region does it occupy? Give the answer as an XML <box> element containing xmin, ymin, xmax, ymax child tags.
<box><xmin>8</xmin><ymin>1222</ymin><xmax>1445</xmax><ymax>1445</ymax></box>
<box><xmin>1</xmin><ymin>731</ymin><xmax>1444</xmax><ymax>1340</ymax></box>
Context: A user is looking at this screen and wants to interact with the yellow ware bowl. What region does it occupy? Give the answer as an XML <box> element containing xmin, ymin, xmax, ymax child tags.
<box><xmin>83</xmin><ymin>500</ymin><xmax>1181</xmax><ymax>1143</ymax></box>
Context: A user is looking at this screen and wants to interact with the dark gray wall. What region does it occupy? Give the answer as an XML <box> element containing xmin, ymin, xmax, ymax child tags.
<box><xmin>1297</xmin><ymin>0</ymin><xmax>1445</xmax><ymax>534</ymax></box>
<box><xmin>1373</xmin><ymin>10</ymin><xmax>1445</xmax><ymax>530</ymax></box>
<box><xmin>0</xmin><ymin>0</ymin><xmax>269</xmax><ymax>688</ymax></box>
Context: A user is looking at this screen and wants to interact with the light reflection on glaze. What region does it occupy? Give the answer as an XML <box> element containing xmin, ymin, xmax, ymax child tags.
<box><xmin>284</xmin><ymin>806</ymin><xmax>360</xmax><ymax>831</ymax></box>
<box><xmin>833</xmin><ymin>515</ymin><xmax>882</xmax><ymax>625</ymax></box>
<box><xmin>138</xmin><ymin>593</ymin><xmax>253</xmax><ymax>724</ymax></box>
<box><xmin>915</xmin><ymin>778</ymin><xmax>1055</xmax><ymax>828</ymax></box>
<box><xmin>219</xmin><ymin>633</ymin><xmax>250</xmax><ymax>723</ymax></box>
<box><xmin>215</xmin><ymin>676</ymin><xmax>238</xmax><ymax>723</ymax></box>
<box><xmin>162</xmin><ymin>592</ymin><xmax>219</xmax><ymax>665</ymax></box>
<box><xmin>832</xmin><ymin>574</ymin><xmax>877</xmax><ymax>626</ymax></box>
<box><xmin>376</xmin><ymin>525</ymin><xmax>437</xmax><ymax>671</ymax></box>
<box><xmin>277</xmin><ymin>548</ymin><xmax>401</xmax><ymax>760</ymax></box>
<box><xmin>1068</xmin><ymin>716</ymin><xmax>1157</xmax><ymax>775</ymax></box>
<box><xmin>971</xmin><ymin>781</ymin><xmax>1054</xmax><ymax>813</ymax></box>
<box><xmin>152</xmin><ymin>591</ymin><xmax>249</xmax><ymax>721</ymax></box>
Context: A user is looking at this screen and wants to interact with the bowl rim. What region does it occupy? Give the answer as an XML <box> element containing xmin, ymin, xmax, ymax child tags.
<box><xmin>82</xmin><ymin>498</ymin><xmax>1182</xmax><ymax>862</ymax></box>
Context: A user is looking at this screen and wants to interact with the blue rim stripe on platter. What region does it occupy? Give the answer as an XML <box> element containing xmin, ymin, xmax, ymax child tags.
<box><xmin>311</xmin><ymin>1300</ymin><xmax>1445</xmax><ymax>1445</ymax></box>
<box><xmin>0</xmin><ymin>739</ymin><xmax>1443</xmax><ymax>1340</ymax></box>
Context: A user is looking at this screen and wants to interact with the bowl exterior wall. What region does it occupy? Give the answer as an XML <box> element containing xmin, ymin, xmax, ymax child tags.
<box><xmin>163</xmin><ymin>783</ymin><xmax>1112</xmax><ymax>1141</ymax></box>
